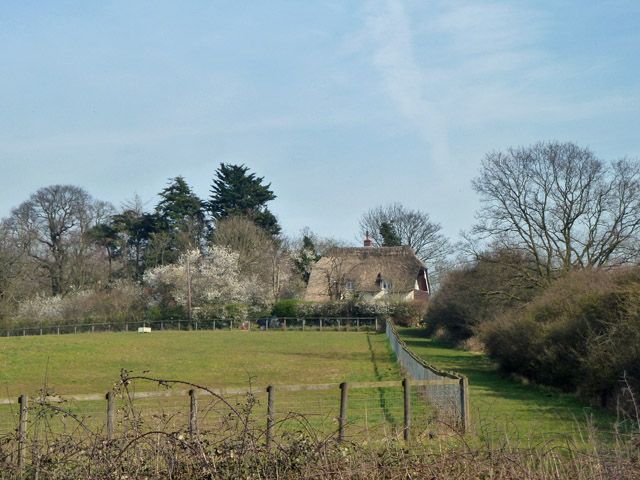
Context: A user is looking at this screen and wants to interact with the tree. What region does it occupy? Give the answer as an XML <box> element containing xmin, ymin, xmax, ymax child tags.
<box><xmin>212</xmin><ymin>216</ymin><xmax>291</xmax><ymax>305</ymax></box>
<box><xmin>6</xmin><ymin>185</ymin><xmax>113</xmax><ymax>295</ymax></box>
<box><xmin>359</xmin><ymin>203</ymin><xmax>450</xmax><ymax>270</ymax></box>
<box><xmin>292</xmin><ymin>234</ymin><xmax>320</xmax><ymax>284</ymax></box>
<box><xmin>472</xmin><ymin>141</ymin><xmax>640</xmax><ymax>279</ymax></box>
<box><xmin>379</xmin><ymin>221</ymin><xmax>402</xmax><ymax>246</ymax></box>
<box><xmin>155</xmin><ymin>176</ymin><xmax>205</xmax><ymax>261</ymax></box>
<box><xmin>208</xmin><ymin>164</ymin><xmax>281</xmax><ymax>235</ymax></box>
<box><xmin>144</xmin><ymin>245</ymin><xmax>246</xmax><ymax>318</ymax></box>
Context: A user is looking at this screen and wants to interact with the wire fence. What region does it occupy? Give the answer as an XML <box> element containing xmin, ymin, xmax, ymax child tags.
<box><xmin>0</xmin><ymin>317</ymin><xmax>380</xmax><ymax>337</ymax></box>
<box><xmin>385</xmin><ymin>320</ymin><xmax>469</xmax><ymax>431</ymax></box>
<box><xmin>0</xmin><ymin>377</ymin><xmax>460</xmax><ymax>470</ymax></box>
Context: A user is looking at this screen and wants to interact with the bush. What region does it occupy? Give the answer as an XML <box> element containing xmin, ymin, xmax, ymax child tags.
<box><xmin>481</xmin><ymin>268</ymin><xmax>640</xmax><ymax>406</ymax></box>
<box><xmin>424</xmin><ymin>249</ymin><xmax>541</xmax><ymax>343</ymax></box>
<box><xmin>271</xmin><ymin>299</ymin><xmax>299</xmax><ymax>317</ymax></box>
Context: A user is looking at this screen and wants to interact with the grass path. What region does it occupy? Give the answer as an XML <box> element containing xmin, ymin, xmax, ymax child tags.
<box><xmin>398</xmin><ymin>328</ymin><xmax>616</xmax><ymax>443</ymax></box>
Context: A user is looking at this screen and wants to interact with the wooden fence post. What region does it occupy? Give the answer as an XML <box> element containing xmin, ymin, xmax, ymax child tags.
<box><xmin>18</xmin><ymin>394</ymin><xmax>28</xmax><ymax>471</ymax></box>
<box><xmin>375</xmin><ymin>317</ymin><xmax>378</xmax><ymax>331</ymax></box>
<box><xmin>302</xmin><ymin>318</ymin><xmax>305</xmax><ymax>331</ymax></box>
<box><xmin>403</xmin><ymin>378</ymin><xmax>411</xmax><ymax>442</ymax></box>
<box><xmin>189</xmin><ymin>389</ymin><xmax>198</xmax><ymax>438</ymax></box>
<box><xmin>339</xmin><ymin>382</ymin><xmax>348</xmax><ymax>442</ymax></box>
<box><xmin>266</xmin><ymin>385</ymin><xmax>275</xmax><ymax>448</ymax></box>
<box><xmin>106</xmin><ymin>391</ymin><xmax>115</xmax><ymax>440</ymax></box>
<box><xmin>459</xmin><ymin>377</ymin><xmax>470</xmax><ymax>433</ymax></box>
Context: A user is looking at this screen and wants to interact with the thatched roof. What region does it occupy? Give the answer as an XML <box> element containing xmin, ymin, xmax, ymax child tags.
<box><xmin>304</xmin><ymin>246</ymin><xmax>427</xmax><ymax>301</ymax></box>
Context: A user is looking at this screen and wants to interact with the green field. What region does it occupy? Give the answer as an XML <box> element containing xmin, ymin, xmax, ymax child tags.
<box><xmin>0</xmin><ymin>330</ymin><xmax>399</xmax><ymax>398</ymax></box>
<box><xmin>398</xmin><ymin>328</ymin><xmax>619</xmax><ymax>443</ymax></box>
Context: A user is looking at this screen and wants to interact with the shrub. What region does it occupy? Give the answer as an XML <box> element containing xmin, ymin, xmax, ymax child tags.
<box><xmin>271</xmin><ymin>299</ymin><xmax>299</xmax><ymax>317</ymax></box>
<box><xmin>424</xmin><ymin>248</ymin><xmax>541</xmax><ymax>343</ymax></box>
<box><xmin>481</xmin><ymin>268</ymin><xmax>640</xmax><ymax>406</ymax></box>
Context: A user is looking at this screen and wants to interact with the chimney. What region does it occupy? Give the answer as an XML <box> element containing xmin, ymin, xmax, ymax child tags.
<box><xmin>363</xmin><ymin>231</ymin><xmax>372</xmax><ymax>247</ymax></box>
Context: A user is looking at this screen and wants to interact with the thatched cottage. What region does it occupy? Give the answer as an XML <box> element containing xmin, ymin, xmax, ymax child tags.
<box><xmin>304</xmin><ymin>237</ymin><xmax>430</xmax><ymax>302</ymax></box>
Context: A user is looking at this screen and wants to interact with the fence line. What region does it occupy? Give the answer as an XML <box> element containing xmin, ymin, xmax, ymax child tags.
<box><xmin>1</xmin><ymin>377</ymin><xmax>450</xmax><ymax>472</ymax></box>
<box><xmin>385</xmin><ymin>320</ymin><xmax>470</xmax><ymax>431</ymax></box>
<box><xmin>1</xmin><ymin>316</ymin><xmax>379</xmax><ymax>338</ymax></box>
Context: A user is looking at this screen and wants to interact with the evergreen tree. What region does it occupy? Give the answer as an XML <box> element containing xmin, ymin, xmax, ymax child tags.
<box><xmin>379</xmin><ymin>221</ymin><xmax>402</xmax><ymax>246</ymax></box>
<box><xmin>293</xmin><ymin>235</ymin><xmax>320</xmax><ymax>284</ymax></box>
<box><xmin>208</xmin><ymin>163</ymin><xmax>281</xmax><ymax>235</ymax></box>
<box><xmin>155</xmin><ymin>176</ymin><xmax>205</xmax><ymax>261</ymax></box>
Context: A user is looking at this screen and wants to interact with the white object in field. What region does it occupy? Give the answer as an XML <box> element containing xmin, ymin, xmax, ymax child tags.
<box><xmin>137</xmin><ymin>327</ymin><xmax>152</xmax><ymax>333</ymax></box>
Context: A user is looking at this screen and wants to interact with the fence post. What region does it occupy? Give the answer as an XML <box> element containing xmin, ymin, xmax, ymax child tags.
<box><xmin>302</xmin><ymin>318</ymin><xmax>305</xmax><ymax>331</ymax></box>
<box><xmin>18</xmin><ymin>394</ymin><xmax>28</xmax><ymax>471</ymax></box>
<box><xmin>339</xmin><ymin>382</ymin><xmax>348</xmax><ymax>442</ymax></box>
<box><xmin>375</xmin><ymin>317</ymin><xmax>378</xmax><ymax>331</ymax></box>
<box><xmin>213</xmin><ymin>320</ymin><xmax>216</xmax><ymax>330</ymax></box>
<box><xmin>283</xmin><ymin>318</ymin><xmax>286</xmax><ymax>330</ymax></box>
<box><xmin>74</xmin><ymin>326</ymin><xmax>77</xmax><ymax>334</ymax></box>
<box><xmin>195</xmin><ymin>321</ymin><xmax>198</xmax><ymax>331</ymax></box>
<box><xmin>459</xmin><ymin>377</ymin><xmax>470</xmax><ymax>433</ymax></box>
<box><xmin>319</xmin><ymin>318</ymin><xmax>323</xmax><ymax>331</ymax></box>
<box><xmin>189</xmin><ymin>389</ymin><xmax>198</xmax><ymax>439</ymax></box>
<box><xmin>266</xmin><ymin>385</ymin><xmax>275</xmax><ymax>448</ymax></box>
<box><xmin>230</xmin><ymin>320</ymin><xmax>233</xmax><ymax>330</ymax></box>
<box><xmin>106</xmin><ymin>391</ymin><xmax>115</xmax><ymax>440</ymax></box>
<box><xmin>403</xmin><ymin>378</ymin><xmax>411</xmax><ymax>441</ymax></box>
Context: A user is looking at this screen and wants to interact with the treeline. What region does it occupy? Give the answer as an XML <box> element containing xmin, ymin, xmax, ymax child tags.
<box><xmin>0</xmin><ymin>163</ymin><xmax>447</xmax><ymax>328</ymax></box>
<box><xmin>425</xmin><ymin>142</ymin><xmax>640</xmax><ymax>408</ymax></box>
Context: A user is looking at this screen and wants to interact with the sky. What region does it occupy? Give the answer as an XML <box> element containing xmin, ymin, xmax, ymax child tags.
<box><xmin>1</xmin><ymin>0</ymin><xmax>639</xmax><ymax>244</ymax></box>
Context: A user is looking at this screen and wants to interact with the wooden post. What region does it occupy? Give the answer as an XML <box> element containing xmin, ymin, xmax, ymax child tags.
<box><xmin>319</xmin><ymin>318</ymin><xmax>323</xmax><ymax>331</ymax></box>
<box><xmin>91</xmin><ymin>325</ymin><xmax>95</xmax><ymax>333</ymax></box>
<box><xmin>195</xmin><ymin>321</ymin><xmax>198</xmax><ymax>331</ymax></box>
<box><xmin>356</xmin><ymin>318</ymin><xmax>359</xmax><ymax>331</ymax></box>
<box><xmin>189</xmin><ymin>389</ymin><xmax>198</xmax><ymax>438</ymax></box>
<box><xmin>18</xmin><ymin>394</ymin><xmax>28</xmax><ymax>471</ymax></box>
<box><xmin>266</xmin><ymin>385</ymin><xmax>275</xmax><ymax>448</ymax></box>
<box><xmin>213</xmin><ymin>320</ymin><xmax>216</xmax><ymax>330</ymax></box>
<box><xmin>106</xmin><ymin>391</ymin><xmax>115</xmax><ymax>440</ymax></box>
<box><xmin>283</xmin><ymin>318</ymin><xmax>286</xmax><ymax>330</ymax></box>
<box><xmin>375</xmin><ymin>317</ymin><xmax>378</xmax><ymax>331</ymax></box>
<box><xmin>459</xmin><ymin>377</ymin><xmax>470</xmax><ymax>433</ymax></box>
<box><xmin>339</xmin><ymin>382</ymin><xmax>348</xmax><ymax>442</ymax></box>
<box><xmin>403</xmin><ymin>378</ymin><xmax>411</xmax><ymax>442</ymax></box>
<box><xmin>230</xmin><ymin>320</ymin><xmax>233</xmax><ymax>330</ymax></box>
<box><xmin>74</xmin><ymin>326</ymin><xmax>77</xmax><ymax>334</ymax></box>
<box><xmin>302</xmin><ymin>318</ymin><xmax>305</xmax><ymax>331</ymax></box>
<box><xmin>178</xmin><ymin>320</ymin><xmax>181</xmax><ymax>331</ymax></box>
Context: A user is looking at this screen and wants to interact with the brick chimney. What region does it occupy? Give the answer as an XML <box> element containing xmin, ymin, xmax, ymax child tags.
<box><xmin>363</xmin><ymin>231</ymin><xmax>372</xmax><ymax>247</ymax></box>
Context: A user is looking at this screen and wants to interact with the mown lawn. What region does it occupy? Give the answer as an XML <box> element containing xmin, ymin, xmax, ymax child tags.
<box><xmin>0</xmin><ymin>330</ymin><xmax>399</xmax><ymax>398</ymax></box>
<box><xmin>398</xmin><ymin>328</ymin><xmax>618</xmax><ymax>443</ymax></box>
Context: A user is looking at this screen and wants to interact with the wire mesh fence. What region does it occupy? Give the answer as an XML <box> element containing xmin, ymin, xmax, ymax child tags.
<box><xmin>385</xmin><ymin>320</ymin><xmax>469</xmax><ymax>431</ymax></box>
<box><xmin>1</xmin><ymin>317</ymin><xmax>379</xmax><ymax>337</ymax></box>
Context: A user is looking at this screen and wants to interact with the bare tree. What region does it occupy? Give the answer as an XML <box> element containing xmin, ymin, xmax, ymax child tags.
<box><xmin>358</xmin><ymin>203</ymin><xmax>450</xmax><ymax>270</ymax></box>
<box><xmin>472</xmin><ymin>142</ymin><xmax>640</xmax><ymax>279</ymax></box>
<box><xmin>6</xmin><ymin>185</ymin><xmax>113</xmax><ymax>295</ymax></box>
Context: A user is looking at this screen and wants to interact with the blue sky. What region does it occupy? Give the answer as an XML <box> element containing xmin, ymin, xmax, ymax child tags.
<box><xmin>1</xmin><ymin>1</ymin><xmax>639</xmax><ymax>243</ymax></box>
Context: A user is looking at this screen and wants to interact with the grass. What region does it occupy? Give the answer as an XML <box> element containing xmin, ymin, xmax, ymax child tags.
<box><xmin>398</xmin><ymin>328</ymin><xmax>619</xmax><ymax>443</ymax></box>
<box><xmin>0</xmin><ymin>330</ymin><xmax>400</xmax><ymax>398</ymax></box>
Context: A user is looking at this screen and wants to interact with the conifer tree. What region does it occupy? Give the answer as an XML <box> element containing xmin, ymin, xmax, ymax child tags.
<box><xmin>208</xmin><ymin>163</ymin><xmax>281</xmax><ymax>235</ymax></box>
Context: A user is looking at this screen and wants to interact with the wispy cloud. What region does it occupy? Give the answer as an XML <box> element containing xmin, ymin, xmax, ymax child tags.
<box><xmin>364</xmin><ymin>0</ymin><xmax>450</xmax><ymax>165</ymax></box>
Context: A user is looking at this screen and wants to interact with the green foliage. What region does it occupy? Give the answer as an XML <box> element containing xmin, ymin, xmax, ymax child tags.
<box><xmin>292</xmin><ymin>235</ymin><xmax>320</xmax><ymax>284</ymax></box>
<box><xmin>208</xmin><ymin>163</ymin><xmax>280</xmax><ymax>235</ymax></box>
<box><xmin>379</xmin><ymin>221</ymin><xmax>401</xmax><ymax>246</ymax></box>
<box><xmin>271</xmin><ymin>299</ymin><xmax>300</xmax><ymax>317</ymax></box>
<box><xmin>155</xmin><ymin>176</ymin><xmax>205</xmax><ymax>260</ymax></box>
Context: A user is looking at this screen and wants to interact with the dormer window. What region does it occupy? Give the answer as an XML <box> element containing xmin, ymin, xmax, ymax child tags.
<box><xmin>345</xmin><ymin>280</ymin><xmax>355</xmax><ymax>291</ymax></box>
<box><xmin>375</xmin><ymin>273</ymin><xmax>391</xmax><ymax>291</ymax></box>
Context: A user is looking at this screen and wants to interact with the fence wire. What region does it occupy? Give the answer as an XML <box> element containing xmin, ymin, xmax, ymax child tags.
<box><xmin>385</xmin><ymin>320</ymin><xmax>468</xmax><ymax>430</ymax></box>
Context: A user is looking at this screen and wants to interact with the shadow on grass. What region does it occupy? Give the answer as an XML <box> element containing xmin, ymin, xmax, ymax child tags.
<box><xmin>398</xmin><ymin>327</ymin><xmax>613</xmax><ymax>431</ymax></box>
